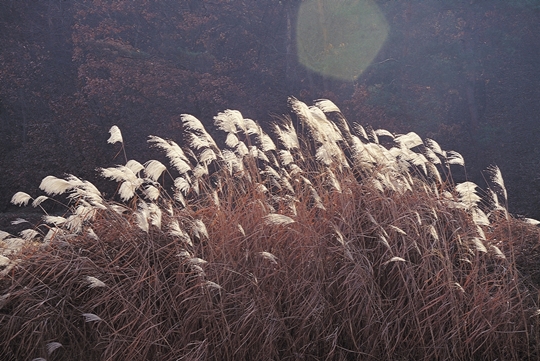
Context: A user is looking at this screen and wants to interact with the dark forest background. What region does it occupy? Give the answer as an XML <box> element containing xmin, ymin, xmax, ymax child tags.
<box><xmin>1</xmin><ymin>0</ymin><xmax>539</xmax><ymax>218</ymax></box>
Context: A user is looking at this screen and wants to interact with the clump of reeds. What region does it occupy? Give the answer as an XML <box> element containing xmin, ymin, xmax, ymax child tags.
<box><xmin>1</xmin><ymin>98</ymin><xmax>540</xmax><ymax>360</ymax></box>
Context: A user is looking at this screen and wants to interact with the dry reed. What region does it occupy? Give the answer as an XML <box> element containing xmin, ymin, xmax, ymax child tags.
<box><xmin>1</xmin><ymin>98</ymin><xmax>540</xmax><ymax>360</ymax></box>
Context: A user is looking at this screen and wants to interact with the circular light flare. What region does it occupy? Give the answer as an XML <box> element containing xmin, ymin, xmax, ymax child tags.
<box><xmin>296</xmin><ymin>0</ymin><xmax>389</xmax><ymax>81</ymax></box>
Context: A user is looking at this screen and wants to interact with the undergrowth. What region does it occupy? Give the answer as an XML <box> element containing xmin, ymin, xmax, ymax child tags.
<box><xmin>1</xmin><ymin>98</ymin><xmax>540</xmax><ymax>360</ymax></box>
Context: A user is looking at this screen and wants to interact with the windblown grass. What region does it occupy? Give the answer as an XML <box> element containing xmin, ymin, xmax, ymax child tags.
<box><xmin>1</xmin><ymin>98</ymin><xmax>540</xmax><ymax>360</ymax></box>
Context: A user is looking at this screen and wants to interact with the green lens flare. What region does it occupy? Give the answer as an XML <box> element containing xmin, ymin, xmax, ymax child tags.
<box><xmin>296</xmin><ymin>0</ymin><xmax>389</xmax><ymax>81</ymax></box>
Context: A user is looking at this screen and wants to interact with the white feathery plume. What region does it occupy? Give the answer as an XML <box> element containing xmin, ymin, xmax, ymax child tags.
<box><xmin>351</xmin><ymin>136</ymin><xmax>375</xmax><ymax>165</ymax></box>
<box><xmin>125</xmin><ymin>159</ymin><xmax>145</xmax><ymax>174</ymax></box>
<box><xmin>44</xmin><ymin>227</ymin><xmax>63</xmax><ymax>244</ymax></box>
<box><xmin>72</xmin><ymin>180</ymin><xmax>104</xmax><ymax>208</ymax></box>
<box><xmin>184</xmin><ymin>117</ymin><xmax>219</xmax><ymax>151</ymax></box>
<box><xmin>290</xmin><ymin>98</ymin><xmax>329</xmax><ymax>144</ymax></box>
<box><xmin>326</xmin><ymin>170</ymin><xmax>342</xmax><ymax>192</ymax></box>
<box><xmin>181</xmin><ymin>114</ymin><xmax>205</xmax><ymax>132</ymax></box>
<box><xmin>189</xmin><ymin>133</ymin><xmax>213</xmax><ymax>150</ymax></box>
<box><xmin>314</xmin><ymin>98</ymin><xmax>341</xmax><ymax>113</ymax></box>
<box><xmin>147</xmin><ymin>136</ymin><xmax>191</xmax><ymax>174</ymax></box>
<box><xmin>262</xmin><ymin>166</ymin><xmax>281</xmax><ymax>179</ymax></box>
<box><xmin>100</xmin><ymin>165</ymin><xmax>139</xmax><ymax>184</ymax></box>
<box><xmin>425</xmin><ymin>138</ymin><xmax>445</xmax><ymax>156</ymax></box>
<box><xmin>11</xmin><ymin>192</ymin><xmax>32</xmax><ymax>206</ymax></box>
<box><xmin>43</xmin><ymin>215</ymin><xmax>67</xmax><ymax>226</ymax></box>
<box><xmin>424</xmin><ymin>147</ymin><xmax>442</xmax><ymax>165</ymax></box>
<box><xmin>428</xmin><ymin>224</ymin><xmax>439</xmax><ymax>242</ymax></box>
<box><xmin>191</xmin><ymin>176</ymin><xmax>200</xmax><ymax>195</ymax></box>
<box><xmin>192</xmin><ymin>164</ymin><xmax>208</xmax><ymax>180</ymax></box>
<box><xmin>222</xmin><ymin>149</ymin><xmax>244</xmax><ymax>174</ymax></box>
<box><xmin>148</xmin><ymin>203</ymin><xmax>162</xmax><ymax>229</ymax></box>
<box><xmin>169</xmin><ymin>220</ymin><xmax>186</xmax><ymax>238</ymax></box>
<box><xmin>235</xmin><ymin>141</ymin><xmax>250</xmax><ymax>157</ymax></box>
<box><xmin>524</xmin><ymin>218</ymin><xmax>540</xmax><ymax>226</ymax></box>
<box><xmin>87</xmin><ymin>228</ymin><xmax>99</xmax><ymax>240</ymax></box>
<box><xmin>446</xmin><ymin>151</ymin><xmax>465</xmax><ymax>166</ymax></box>
<box><xmin>375</xmin><ymin>129</ymin><xmax>394</xmax><ymax>139</ymax></box>
<box><xmin>410</xmin><ymin>153</ymin><xmax>429</xmax><ymax>175</ymax></box>
<box><xmin>174</xmin><ymin>177</ymin><xmax>190</xmax><ymax>195</ymax></box>
<box><xmin>278</xmin><ymin>150</ymin><xmax>294</xmax><ymax>166</ymax></box>
<box><xmin>310</xmin><ymin>186</ymin><xmax>326</xmax><ymax>210</ymax></box>
<box><xmin>118</xmin><ymin>180</ymin><xmax>140</xmax><ymax>201</ymax></box>
<box><xmin>0</xmin><ymin>255</ymin><xmax>11</xmax><ymax>267</ymax></box>
<box><xmin>238</xmin><ymin>224</ymin><xmax>246</xmax><ymax>236</ymax></box>
<box><xmin>2</xmin><ymin>237</ymin><xmax>25</xmax><ymax>255</ymax></box>
<box><xmin>188</xmin><ymin>257</ymin><xmax>208</xmax><ymax>265</ymax></box>
<box><xmin>86</xmin><ymin>276</ymin><xmax>106</xmax><ymax>288</ymax></box>
<box><xmin>472</xmin><ymin>208</ymin><xmax>490</xmax><ymax>226</ymax></box>
<box><xmin>0</xmin><ymin>230</ymin><xmax>10</xmax><ymax>241</ymax></box>
<box><xmin>177</xmin><ymin>250</ymin><xmax>192</xmax><ymax>259</ymax></box>
<box><xmin>191</xmin><ymin>265</ymin><xmax>206</xmax><ymax>277</ymax></box>
<box><xmin>471</xmin><ymin>237</ymin><xmax>487</xmax><ymax>253</ymax></box>
<box><xmin>477</xmin><ymin>225</ymin><xmax>486</xmax><ymax>240</ymax></box>
<box><xmin>316</xmin><ymin>144</ymin><xmax>333</xmax><ymax>166</ymax></box>
<box><xmin>453</xmin><ymin>282</ymin><xmax>466</xmax><ymax>293</ymax></box>
<box><xmin>0</xmin><ymin>292</ymin><xmax>11</xmax><ymax>310</ymax></box>
<box><xmin>199</xmin><ymin>148</ymin><xmax>218</xmax><ymax>164</ymax></box>
<box><xmin>144</xmin><ymin>185</ymin><xmax>160</xmax><ymax>201</ymax></box>
<box><xmin>64</xmin><ymin>174</ymin><xmax>84</xmax><ymax>188</ymax></box>
<box><xmin>46</xmin><ymin>342</ymin><xmax>63</xmax><ymax>355</ymax></box>
<box><xmin>20</xmin><ymin>229</ymin><xmax>40</xmax><ymax>240</ymax></box>
<box><xmin>455</xmin><ymin>181</ymin><xmax>481</xmax><ymax>208</ymax></box>
<box><xmin>289</xmin><ymin>163</ymin><xmax>304</xmax><ymax>176</ymax></box>
<box><xmin>383</xmin><ymin>257</ymin><xmax>406</xmax><ymax>266</ymax></box>
<box><xmin>365</xmin><ymin>143</ymin><xmax>392</xmax><ymax>165</ymax></box>
<box><xmin>192</xmin><ymin>219</ymin><xmax>209</xmax><ymax>240</ymax></box>
<box><xmin>31</xmin><ymin>195</ymin><xmax>49</xmax><ymax>207</ymax></box>
<box><xmin>243</xmin><ymin>118</ymin><xmax>261</xmax><ymax>136</ymax></box>
<box><xmin>39</xmin><ymin>175</ymin><xmax>77</xmax><ymax>196</ymax></box>
<box><xmin>395</xmin><ymin>132</ymin><xmax>423</xmax><ymax>149</ymax></box>
<box><xmin>264</xmin><ymin>213</ymin><xmax>295</xmax><ymax>226</ymax></box>
<box><xmin>214</xmin><ymin>109</ymin><xmax>244</xmax><ymax>133</ymax></box>
<box><xmin>366</xmin><ymin>126</ymin><xmax>379</xmax><ymax>144</ymax></box>
<box><xmin>110</xmin><ymin>204</ymin><xmax>129</xmax><ymax>214</ymax></box>
<box><xmin>225</xmin><ymin>133</ymin><xmax>239</xmax><ymax>148</ymax></box>
<box><xmin>248</xmin><ymin>145</ymin><xmax>258</xmax><ymax>159</ymax></box>
<box><xmin>310</xmin><ymin>105</ymin><xmax>344</xmax><ymax>142</ymax></box>
<box><xmin>426</xmin><ymin>162</ymin><xmax>442</xmax><ymax>184</ymax></box>
<box><xmin>135</xmin><ymin>202</ymin><xmax>150</xmax><ymax>233</ymax></box>
<box><xmin>487</xmin><ymin>189</ymin><xmax>502</xmax><ymax>211</ymax></box>
<box><xmin>486</xmin><ymin>165</ymin><xmax>507</xmax><ymax>205</ymax></box>
<box><xmin>144</xmin><ymin>160</ymin><xmax>167</xmax><ymax>181</ymax></box>
<box><xmin>255</xmin><ymin>148</ymin><xmax>270</xmax><ymax>163</ymax></box>
<box><xmin>389</xmin><ymin>225</ymin><xmax>407</xmax><ymax>235</ymax></box>
<box><xmin>82</xmin><ymin>313</ymin><xmax>103</xmax><ymax>322</ymax></box>
<box><xmin>205</xmin><ymin>281</ymin><xmax>222</xmax><ymax>290</ymax></box>
<box><xmin>260</xmin><ymin>132</ymin><xmax>277</xmax><ymax>152</ymax></box>
<box><xmin>490</xmin><ymin>245</ymin><xmax>506</xmax><ymax>259</ymax></box>
<box><xmin>101</xmin><ymin>165</ymin><xmax>143</xmax><ymax>201</ymax></box>
<box><xmin>107</xmin><ymin>125</ymin><xmax>123</xmax><ymax>144</ymax></box>
<box><xmin>64</xmin><ymin>206</ymin><xmax>93</xmax><ymax>233</ymax></box>
<box><xmin>258</xmin><ymin>251</ymin><xmax>278</xmax><ymax>264</ymax></box>
<box><xmin>274</xmin><ymin>121</ymin><xmax>300</xmax><ymax>150</ymax></box>
<box><xmin>353</xmin><ymin>123</ymin><xmax>369</xmax><ymax>141</ymax></box>
<box><xmin>170</xmin><ymin>220</ymin><xmax>193</xmax><ymax>246</ymax></box>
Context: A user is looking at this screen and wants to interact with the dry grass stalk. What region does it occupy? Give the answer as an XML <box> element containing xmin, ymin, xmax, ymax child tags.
<box><xmin>1</xmin><ymin>98</ymin><xmax>539</xmax><ymax>360</ymax></box>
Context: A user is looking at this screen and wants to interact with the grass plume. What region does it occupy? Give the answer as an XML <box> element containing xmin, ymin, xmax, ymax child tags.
<box><xmin>1</xmin><ymin>98</ymin><xmax>540</xmax><ymax>360</ymax></box>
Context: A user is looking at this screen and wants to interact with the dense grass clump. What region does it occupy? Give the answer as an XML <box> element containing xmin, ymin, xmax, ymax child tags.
<box><xmin>1</xmin><ymin>98</ymin><xmax>540</xmax><ymax>360</ymax></box>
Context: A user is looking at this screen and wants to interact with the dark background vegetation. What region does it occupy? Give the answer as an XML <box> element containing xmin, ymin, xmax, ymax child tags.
<box><xmin>1</xmin><ymin>0</ymin><xmax>539</xmax><ymax>218</ymax></box>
